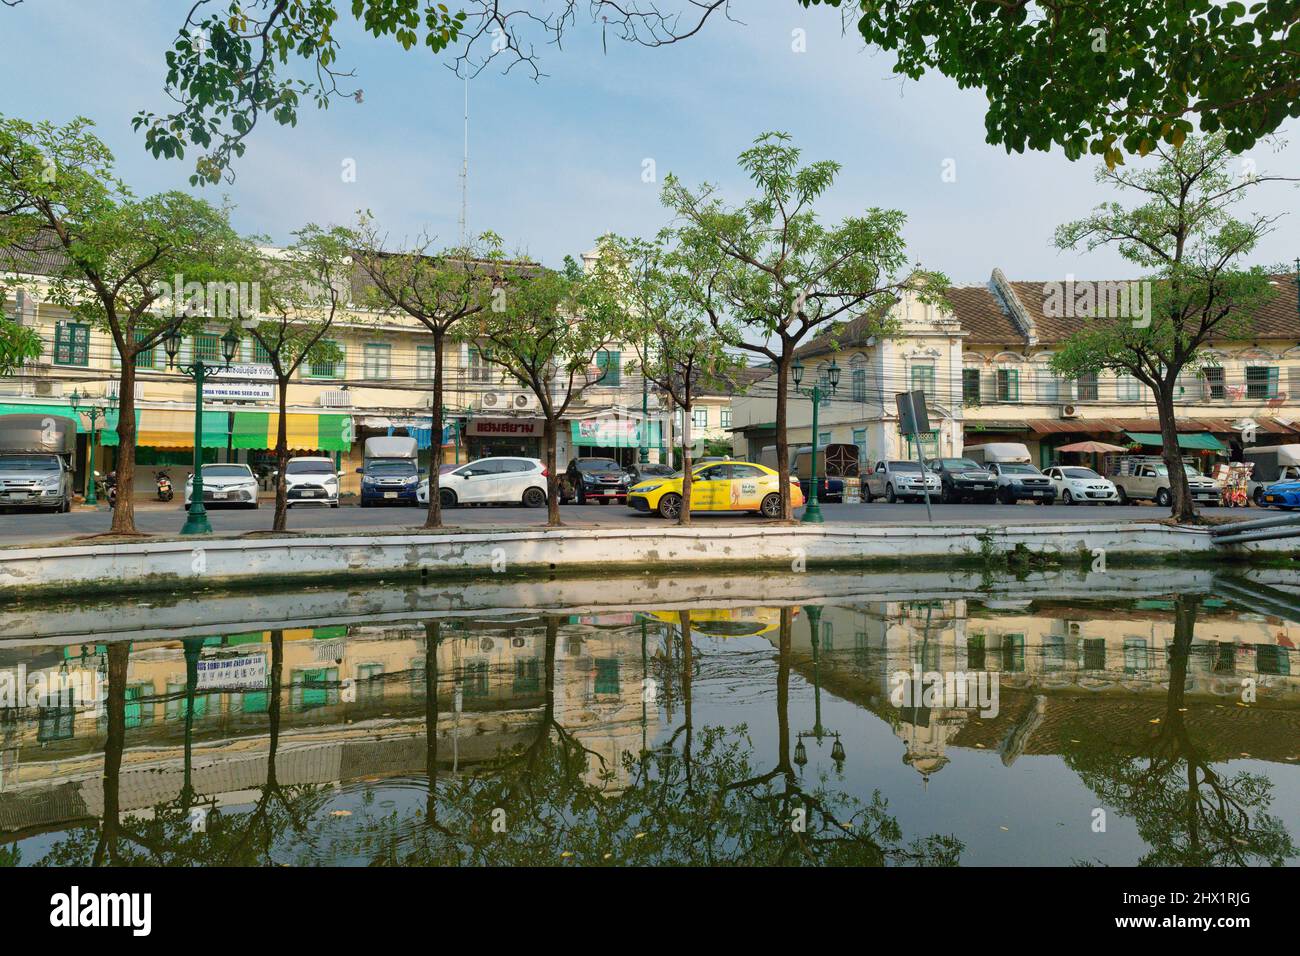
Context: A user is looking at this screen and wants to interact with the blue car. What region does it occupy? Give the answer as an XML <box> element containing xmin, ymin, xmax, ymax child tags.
<box><xmin>1260</xmin><ymin>479</ymin><xmax>1300</xmax><ymax>509</ymax></box>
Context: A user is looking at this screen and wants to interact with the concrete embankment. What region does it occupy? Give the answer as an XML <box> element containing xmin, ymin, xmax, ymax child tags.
<box><xmin>0</xmin><ymin>520</ymin><xmax>1293</xmax><ymax>599</ymax></box>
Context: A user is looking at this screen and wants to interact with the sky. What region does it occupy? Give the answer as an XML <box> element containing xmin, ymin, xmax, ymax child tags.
<box><xmin>2</xmin><ymin>0</ymin><xmax>1298</xmax><ymax>284</ymax></box>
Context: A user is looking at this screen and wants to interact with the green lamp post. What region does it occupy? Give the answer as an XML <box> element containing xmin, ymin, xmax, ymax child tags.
<box><xmin>68</xmin><ymin>388</ymin><xmax>114</xmax><ymax>506</ymax></box>
<box><xmin>793</xmin><ymin>604</ymin><xmax>846</xmax><ymax>772</ymax></box>
<box><xmin>163</xmin><ymin>325</ymin><xmax>242</xmax><ymax>535</ymax></box>
<box><xmin>791</xmin><ymin>357</ymin><xmax>840</xmax><ymax>523</ymax></box>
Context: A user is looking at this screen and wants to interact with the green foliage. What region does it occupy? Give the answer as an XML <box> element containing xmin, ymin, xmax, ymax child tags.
<box><xmin>809</xmin><ymin>0</ymin><xmax>1300</xmax><ymax>164</ymax></box>
<box><xmin>0</xmin><ymin>310</ymin><xmax>40</xmax><ymax>375</ymax></box>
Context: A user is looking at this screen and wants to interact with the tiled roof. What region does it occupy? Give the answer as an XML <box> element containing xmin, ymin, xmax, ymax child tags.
<box><xmin>0</xmin><ymin>227</ymin><xmax>71</xmax><ymax>278</ymax></box>
<box><xmin>795</xmin><ymin>296</ymin><xmax>899</xmax><ymax>357</ymax></box>
<box><xmin>945</xmin><ymin>284</ymin><xmax>1023</xmax><ymax>345</ymax></box>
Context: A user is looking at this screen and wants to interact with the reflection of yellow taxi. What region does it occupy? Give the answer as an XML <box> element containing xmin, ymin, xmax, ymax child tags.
<box><xmin>627</xmin><ymin>461</ymin><xmax>804</xmax><ymax>519</ymax></box>
<box><xmin>641</xmin><ymin>606</ymin><xmax>797</xmax><ymax>638</ymax></box>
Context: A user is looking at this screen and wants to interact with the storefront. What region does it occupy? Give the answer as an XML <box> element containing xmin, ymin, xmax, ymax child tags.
<box><xmin>465</xmin><ymin>417</ymin><xmax>546</xmax><ymax>460</ymax></box>
<box><xmin>570</xmin><ymin>415</ymin><xmax>662</xmax><ymax>466</ymax></box>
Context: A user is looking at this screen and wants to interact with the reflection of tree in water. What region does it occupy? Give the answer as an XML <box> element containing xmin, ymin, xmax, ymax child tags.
<box><xmin>39</xmin><ymin>633</ymin><xmax>328</xmax><ymax>867</ymax></box>
<box><xmin>1065</xmin><ymin>595</ymin><xmax>1296</xmax><ymax>866</ymax></box>
<box><xmin>320</xmin><ymin>609</ymin><xmax>961</xmax><ymax>867</ymax></box>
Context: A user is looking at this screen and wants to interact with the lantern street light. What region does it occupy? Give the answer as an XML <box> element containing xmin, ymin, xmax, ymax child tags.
<box><xmin>67</xmin><ymin>388</ymin><xmax>115</xmax><ymax>506</ymax></box>
<box><xmin>794</xmin><ymin>604</ymin><xmax>846</xmax><ymax>773</ymax></box>
<box><xmin>791</xmin><ymin>357</ymin><xmax>840</xmax><ymax>523</ymax></box>
<box><xmin>164</xmin><ymin>325</ymin><xmax>242</xmax><ymax>535</ymax></box>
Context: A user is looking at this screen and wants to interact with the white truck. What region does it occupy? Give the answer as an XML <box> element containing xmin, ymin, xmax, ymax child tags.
<box><xmin>0</xmin><ymin>413</ymin><xmax>76</xmax><ymax>513</ymax></box>
<box><xmin>1107</xmin><ymin>455</ymin><xmax>1221</xmax><ymax>507</ymax></box>
<box><xmin>1243</xmin><ymin>444</ymin><xmax>1300</xmax><ymax>505</ymax></box>
<box><xmin>964</xmin><ymin>442</ymin><xmax>1056</xmax><ymax>504</ymax></box>
<box><xmin>359</xmin><ymin>435</ymin><xmax>420</xmax><ymax>507</ymax></box>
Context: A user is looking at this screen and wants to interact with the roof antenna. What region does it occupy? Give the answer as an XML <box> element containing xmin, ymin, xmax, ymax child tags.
<box><xmin>458</xmin><ymin>73</ymin><xmax>469</xmax><ymax>249</ymax></box>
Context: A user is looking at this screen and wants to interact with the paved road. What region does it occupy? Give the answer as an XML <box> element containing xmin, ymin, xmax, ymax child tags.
<box><xmin>0</xmin><ymin>496</ymin><xmax>1261</xmax><ymax>546</ymax></box>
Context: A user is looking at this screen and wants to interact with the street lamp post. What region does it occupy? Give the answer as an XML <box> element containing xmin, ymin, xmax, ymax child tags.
<box><xmin>791</xmin><ymin>358</ymin><xmax>840</xmax><ymax>524</ymax></box>
<box><xmin>164</xmin><ymin>326</ymin><xmax>242</xmax><ymax>535</ymax></box>
<box><xmin>640</xmin><ymin>337</ymin><xmax>651</xmax><ymax>465</ymax></box>
<box><xmin>792</xmin><ymin>604</ymin><xmax>847</xmax><ymax>772</ymax></box>
<box><xmin>67</xmin><ymin>389</ymin><xmax>115</xmax><ymax>506</ymax></box>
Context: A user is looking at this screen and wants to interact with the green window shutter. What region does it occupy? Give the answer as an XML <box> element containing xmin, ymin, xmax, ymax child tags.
<box><xmin>195</xmin><ymin>333</ymin><xmax>220</xmax><ymax>363</ymax></box>
<box><xmin>597</xmin><ymin>350</ymin><xmax>621</xmax><ymax>387</ymax></box>
<box><xmin>1269</xmin><ymin>366</ymin><xmax>1280</xmax><ymax>398</ymax></box>
<box><xmin>309</xmin><ymin>340</ymin><xmax>342</xmax><ymax>378</ymax></box>
<box><xmin>594</xmin><ymin>658</ymin><xmax>620</xmax><ymax>694</ymax></box>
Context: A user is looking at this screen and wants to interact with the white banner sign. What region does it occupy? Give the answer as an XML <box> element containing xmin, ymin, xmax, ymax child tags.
<box><xmin>196</xmin><ymin>654</ymin><xmax>267</xmax><ymax>690</ymax></box>
<box><xmin>207</xmin><ymin>382</ymin><xmax>274</xmax><ymax>401</ymax></box>
<box><xmin>212</xmin><ymin>363</ymin><xmax>276</xmax><ymax>381</ymax></box>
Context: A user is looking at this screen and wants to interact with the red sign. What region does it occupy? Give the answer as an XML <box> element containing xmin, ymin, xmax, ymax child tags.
<box><xmin>467</xmin><ymin>418</ymin><xmax>544</xmax><ymax>437</ymax></box>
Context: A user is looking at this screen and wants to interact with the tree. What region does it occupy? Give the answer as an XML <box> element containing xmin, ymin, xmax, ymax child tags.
<box><xmin>245</xmin><ymin>225</ymin><xmax>351</xmax><ymax>532</ymax></box>
<box><xmin>0</xmin><ymin>115</ymin><xmax>244</xmax><ymax>534</ymax></box>
<box><xmin>811</xmin><ymin>0</ymin><xmax>1300</xmax><ymax>165</ymax></box>
<box><xmin>352</xmin><ymin>219</ymin><xmax>505</xmax><ymax>529</ymax></box>
<box><xmin>593</xmin><ymin>233</ymin><xmax>746</xmax><ymax>524</ymax></box>
<box><xmin>471</xmin><ymin>256</ymin><xmax>627</xmax><ymax>527</ymax></box>
<box><xmin>1049</xmin><ymin>133</ymin><xmax>1296</xmax><ymax>521</ymax></box>
<box><xmin>126</xmin><ymin>0</ymin><xmax>733</xmax><ymax>185</ymax></box>
<box><xmin>662</xmin><ymin>131</ymin><xmax>944</xmax><ymax>519</ymax></box>
<box><xmin>0</xmin><ymin>308</ymin><xmax>40</xmax><ymax>374</ymax></box>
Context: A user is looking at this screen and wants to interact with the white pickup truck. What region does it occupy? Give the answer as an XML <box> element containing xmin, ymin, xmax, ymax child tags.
<box><xmin>1109</xmin><ymin>456</ymin><xmax>1221</xmax><ymax>507</ymax></box>
<box><xmin>1243</xmin><ymin>444</ymin><xmax>1300</xmax><ymax>505</ymax></box>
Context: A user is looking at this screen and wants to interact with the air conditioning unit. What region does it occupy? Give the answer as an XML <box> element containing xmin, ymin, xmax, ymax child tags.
<box><xmin>479</xmin><ymin>391</ymin><xmax>513</xmax><ymax>411</ymax></box>
<box><xmin>511</xmin><ymin>392</ymin><xmax>537</xmax><ymax>411</ymax></box>
<box><xmin>1060</xmin><ymin>404</ymin><xmax>1080</xmax><ymax>419</ymax></box>
<box><xmin>1067</xmin><ymin>621</ymin><xmax>1083</xmax><ymax>637</ymax></box>
<box><xmin>33</xmin><ymin>380</ymin><xmax>63</xmax><ymax>398</ymax></box>
<box><xmin>320</xmin><ymin>390</ymin><xmax>352</xmax><ymax>408</ymax></box>
<box><xmin>105</xmin><ymin>381</ymin><xmax>145</xmax><ymax>401</ymax></box>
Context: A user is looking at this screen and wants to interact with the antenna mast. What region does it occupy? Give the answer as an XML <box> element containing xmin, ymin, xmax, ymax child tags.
<box><xmin>458</xmin><ymin>75</ymin><xmax>468</xmax><ymax>248</ymax></box>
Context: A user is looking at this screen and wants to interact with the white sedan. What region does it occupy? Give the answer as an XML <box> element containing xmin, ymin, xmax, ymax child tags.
<box><xmin>419</xmin><ymin>457</ymin><xmax>549</xmax><ymax>508</ymax></box>
<box><xmin>1043</xmin><ymin>465</ymin><xmax>1119</xmax><ymax>505</ymax></box>
<box><xmin>184</xmin><ymin>463</ymin><xmax>260</xmax><ymax>508</ymax></box>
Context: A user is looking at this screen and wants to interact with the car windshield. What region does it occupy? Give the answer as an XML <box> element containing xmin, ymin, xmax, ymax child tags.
<box><xmin>1183</xmin><ymin>465</ymin><xmax>1205</xmax><ymax>478</ymax></box>
<box><xmin>576</xmin><ymin>459</ymin><xmax>620</xmax><ymax>471</ymax></box>
<box><xmin>287</xmin><ymin>460</ymin><xmax>334</xmax><ymax>474</ymax></box>
<box><xmin>889</xmin><ymin>462</ymin><xmax>922</xmax><ymax>472</ymax></box>
<box><xmin>999</xmin><ymin>463</ymin><xmax>1039</xmax><ymax>474</ymax></box>
<box><xmin>202</xmin><ymin>465</ymin><xmax>252</xmax><ymax>478</ymax></box>
<box><xmin>0</xmin><ymin>455</ymin><xmax>59</xmax><ymax>472</ymax></box>
<box><xmin>1062</xmin><ymin>468</ymin><xmax>1100</xmax><ymax>479</ymax></box>
<box><xmin>938</xmin><ymin>459</ymin><xmax>979</xmax><ymax>470</ymax></box>
<box><xmin>638</xmin><ymin>465</ymin><xmax>675</xmax><ymax>477</ymax></box>
<box><xmin>368</xmin><ymin>460</ymin><xmax>417</xmax><ymax>477</ymax></box>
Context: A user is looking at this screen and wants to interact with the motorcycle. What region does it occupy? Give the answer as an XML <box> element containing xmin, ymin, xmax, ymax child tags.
<box><xmin>97</xmin><ymin>470</ymin><xmax>118</xmax><ymax>509</ymax></box>
<box><xmin>155</xmin><ymin>470</ymin><xmax>174</xmax><ymax>502</ymax></box>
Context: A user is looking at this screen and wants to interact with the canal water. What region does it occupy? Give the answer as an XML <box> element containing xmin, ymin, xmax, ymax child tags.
<box><xmin>1</xmin><ymin>567</ymin><xmax>1297</xmax><ymax>866</ymax></box>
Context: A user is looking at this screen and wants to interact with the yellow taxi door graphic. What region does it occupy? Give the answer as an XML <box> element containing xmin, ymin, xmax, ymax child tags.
<box><xmin>728</xmin><ymin>464</ymin><xmax>765</xmax><ymax>510</ymax></box>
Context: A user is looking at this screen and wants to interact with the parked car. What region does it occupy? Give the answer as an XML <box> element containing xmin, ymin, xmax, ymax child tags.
<box><xmin>1043</xmin><ymin>465</ymin><xmax>1119</xmax><ymax>505</ymax></box>
<box><xmin>1259</xmin><ymin>479</ymin><xmax>1300</xmax><ymax>509</ymax></box>
<box><xmin>986</xmin><ymin>461</ymin><xmax>1057</xmax><ymax>504</ymax></box>
<box><xmin>282</xmin><ymin>456</ymin><xmax>341</xmax><ymax>508</ymax></box>
<box><xmin>1108</xmin><ymin>456</ymin><xmax>1221</xmax><ymax>507</ymax></box>
<box><xmin>625</xmin><ymin>462</ymin><xmax>677</xmax><ymax>486</ymax></box>
<box><xmin>0</xmin><ymin>413</ymin><xmax>76</xmax><ymax>513</ymax></box>
<box><xmin>565</xmin><ymin>457</ymin><xmax>631</xmax><ymax>504</ymax></box>
<box><xmin>627</xmin><ymin>461</ymin><xmax>802</xmax><ymax>519</ymax></box>
<box><xmin>184</xmin><ymin>463</ymin><xmax>260</xmax><ymax>508</ymax></box>
<box><xmin>925</xmin><ymin>457</ymin><xmax>997</xmax><ymax>504</ymax></box>
<box><xmin>862</xmin><ymin>460</ymin><xmax>941</xmax><ymax>503</ymax></box>
<box><xmin>419</xmin><ymin>457</ymin><xmax>548</xmax><ymax>508</ymax></box>
<box><xmin>1243</xmin><ymin>444</ymin><xmax>1300</xmax><ymax>505</ymax></box>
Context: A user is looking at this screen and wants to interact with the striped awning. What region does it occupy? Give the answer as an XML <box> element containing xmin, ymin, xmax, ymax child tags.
<box><xmin>125</xmin><ymin>410</ymin><xmax>230</xmax><ymax>449</ymax></box>
<box><xmin>231</xmin><ymin>412</ymin><xmax>351</xmax><ymax>451</ymax></box>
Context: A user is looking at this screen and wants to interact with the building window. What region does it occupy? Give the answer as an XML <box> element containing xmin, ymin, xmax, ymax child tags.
<box><xmin>910</xmin><ymin>363</ymin><xmax>936</xmax><ymax>401</ymax></box>
<box><xmin>53</xmin><ymin>323</ymin><xmax>90</xmax><ymax>366</ymax></box>
<box><xmin>595</xmin><ymin>350</ymin><xmax>621</xmax><ymax>387</ymax></box>
<box><xmin>467</xmin><ymin>346</ymin><xmax>492</xmax><ymax>383</ymax></box>
<box><xmin>308</xmin><ymin>340</ymin><xmax>342</xmax><ymax>378</ymax></box>
<box><xmin>1001</xmin><ymin>634</ymin><xmax>1025</xmax><ymax>673</ymax></box>
<box><xmin>134</xmin><ymin>330</ymin><xmax>157</xmax><ymax>369</ymax></box>
<box><xmin>514</xmin><ymin>658</ymin><xmax>541</xmax><ymax>693</ymax></box>
<box><xmin>996</xmin><ymin>368</ymin><xmax>1019</xmax><ymax>402</ymax></box>
<box><xmin>966</xmin><ymin>634</ymin><xmax>986</xmax><ymax>670</ymax></box>
<box><xmin>194</xmin><ymin>333</ymin><xmax>221</xmax><ymax>364</ymax></box>
<box><xmin>1116</xmin><ymin>373</ymin><xmax>1142</xmax><ymax>402</ymax></box>
<box><xmin>962</xmin><ymin>368</ymin><xmax>981</xmax><ymax>405</ymax></box>
<box><xmin>903</xmin><ymin>429</ymin><xmax>938</xmax><ymax>460</ymax></box>
<box><xmin>1246</xmin><ymin>365</ymin><xmax>1279</xmax><ymax>400</ymax></box>
<box><xmin>852</xmin><ymin>428</ymin><xmax>867</xmax><ymax>467</ymax></box>
<box><xmin>721</xmin><ymin>408</ymin><xmax>732</xmax><ymax>428</ymax></box>
<box><xmin>1076</xmin><ymin>372</ymin><xmax>1099</xmax><ymax>402</ymax></box>
<box><xmin>363</xmin><ymin>343</ymin><xmax>391</xmax><ymax>380</ymax></box>
<box><xmin>461</xmin><ymin>661</ymin><xmax>489</xmax><ymax>699</ymax></box>
<box><xmin>851</xmin><ymin>362</ymin><xmax>868</xmax><ymax>402</ymax></box>
<box><xmin>819</xmin><ymin>431</ymin><xmax>832</xmax><ymax>446</ymax></box>
<box><xmin>416</xmin><ymin>346</ymin><xmax>436</xmax><ymax>382</ymax></box>
<box><xmin>595</xmin><ymin>658</ymin><xmax>620</xmax><ymax>694</ymax></box>
<box><xmin>1082</xmin><ymin>638</ymin><xmax>1107</xmax><ymax>671</ymax></box>
<box><xmin>692</xmin><ymin>407</ymin><xmax>708</xmax><ymax>429</ymax></box>
<box><xmin>356</xmin><ymin>663</ymin><xmax>385</xmax><ymax>703</ymax></box>
<box><xmin>1202</xmin><ymin>366</ymin><xmax>1225</xmax><ymax>400</ymax></box>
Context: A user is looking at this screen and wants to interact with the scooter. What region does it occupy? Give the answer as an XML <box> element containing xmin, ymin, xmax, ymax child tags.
<box><xmin>97</xmin><ymin>470</ymin><xmax>118</xmax><ymax>509</ymax></box>
<box><xmin>155</xmin><ymin>470</ymin><xmax>174</xmax><ymax>502</ymax></box>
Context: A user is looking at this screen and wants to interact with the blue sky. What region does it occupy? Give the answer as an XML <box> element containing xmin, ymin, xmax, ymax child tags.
<box><xmin>3</xmin><ymin>0</ymin><xmax>1298</xmax><ymax>283</ymax></box>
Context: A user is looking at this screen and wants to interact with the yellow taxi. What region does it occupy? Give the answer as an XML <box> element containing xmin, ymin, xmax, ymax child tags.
<box><xmin>640</xmin><ymin>606</ymin><xmax>798</xmax><ymax>638</ymax></box>
<box><xmin>627</xmin><ymin>461</ymin><xmax>804</xmax><ymax>519</ymax></box>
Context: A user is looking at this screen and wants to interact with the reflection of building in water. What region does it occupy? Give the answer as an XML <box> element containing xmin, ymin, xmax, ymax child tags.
<box><xmin>773</xmin><ymin>598</ymin><xmax>1300</xmax><ymax>785</ymax></box>
<box><xmin>0</xmin><ymin>616</ymin><xmax>662</xmax><ymax>834</ymax></box>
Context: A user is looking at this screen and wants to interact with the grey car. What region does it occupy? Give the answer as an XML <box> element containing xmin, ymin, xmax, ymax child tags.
<box><xmin>862</xmin><ymin>460</ymin><xmax>941</xmax><ymax>503</ymax></box>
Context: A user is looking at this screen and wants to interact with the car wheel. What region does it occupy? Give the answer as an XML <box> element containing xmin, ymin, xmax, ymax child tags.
<box><xmin>577</xmin><ymin>487</ymin><xmax>587</xmax><ymax>505</ymax></box>
<box><xmin>522</xmin><ymin>486</ymin><xmax>546</xmax><ymax>508</ymax></box>
<box><xmin>1062</xmin><ymin>490</ymin><xmax>1074</xmax><ymax>505</ymax></box>
<box><xmin>885</xmin><ymin>483</ymin><xmax>897</xmax><ymax>504</ymax></box>
<box><xmin>1155</xmin><ymin>487</ymin><xmax>1172</xmax><ymax>507</ymax></box>
<box><xmin>1116</xmin><ymin>487</ymin><xmax>1129</xmax><ymax>505</ymax></box>
<box><xmin>940</xmin><ymin>487</ymin><xmax>952</xmax><ymax>505</ymax></box>
<box><xmin>330</xmin><ymin>502</ymin><xmax>339</xmax><ymax>509</ymax></box>
<box><xmin>599</xmin><ymin>498</ymin><xmax>609</xmax><ymax>505</ymax></box>
<box><xmin>1253</xmin><ymin>486</ymin><xmax>1265</xmax><ymax>507</ymax></box>
<box><xmin>862</xmin><ymin>486</ymin><xmax>874</xmax><ymax>503</ymax></box>
<box><xmin>760</xmin><ymin>493</ymin><xmax>783</xmax><ymax>519</ymax></box>
<box><xmin>440</xmin><ymin>489</ymin><xmax>457</xmax><ymax>509</ymax></box>
<box><xmin>658</xmin><ymin>493</ymin><xmax>683</xmax><ymax>519</ymax></box>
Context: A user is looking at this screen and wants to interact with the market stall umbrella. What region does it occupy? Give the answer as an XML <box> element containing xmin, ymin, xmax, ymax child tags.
<box><xmin>1055</xmin><ymin>440</ymin><xmax>1129</xmax><ymax>454</ymax></box>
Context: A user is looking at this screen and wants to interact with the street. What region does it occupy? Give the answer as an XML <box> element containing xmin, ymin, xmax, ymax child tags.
<box><xmin>0</xmin><ymin>496</ymin><xmax>1258</xmax><ymax>546</ymax></box>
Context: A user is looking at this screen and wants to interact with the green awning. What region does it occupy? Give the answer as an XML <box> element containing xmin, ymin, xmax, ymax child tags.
<box><xmin>231</xmin><ymin>412</ymin><xmax>351</xmax><ymax>451</ymax></box>
<box><xmin>1124</xmin><ymin>431</ymin><xmax>1226</xmax><ymax>452</ymax></box>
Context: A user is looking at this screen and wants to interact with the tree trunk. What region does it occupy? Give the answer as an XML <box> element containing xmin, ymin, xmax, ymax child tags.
<box><xmin>95</xmin><ymin>640</ymin><xmax>129</xmax><ymax>866</ymax></box>
<box><xmin>1155</xmin><ymin>383</ymin><xmax>1194</xmax><ymax>521</ymax></box>
<box><xmin>679</xmin><ymin>400</ymin><xmax>693</xmax><ymax>525</ymax></box>
<box><xmin>423</xmin><ymin>620</ymin><xmax>440</xmax><ymax>824</ymax></box>
<box><xmin>266</xmin><ymin>629</ymin><xmax>283</xmax><ymax>790</ymax></box>
<box><xmin>775</xmin><ymin>352</ymin><xmax>793</xmax><ymax>521</ymax></box>
<box><xmin>544</xmin><ymin>418</ymin><xmax>561</xmax><ymax>527</ymax></box>
<box><xmin>272</xmin><ymin>378</ymin><xmax>289</xmax><ymax>532</ymax></box>
<box><xmin>424</xmin><ymin>331</ymin><xmax>445</xmax><ymax>529</ymax></box>
<box><xmin>110</xmin><ymin>362</ymin><xmax>138</xmax><ymax>534</ymax></box>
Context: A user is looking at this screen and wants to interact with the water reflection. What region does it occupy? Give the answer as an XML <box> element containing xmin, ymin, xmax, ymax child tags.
<box><xmin>1</xmin><ymin>570</ymin><xmax>1298</xmax><ymax>866</ymax></box>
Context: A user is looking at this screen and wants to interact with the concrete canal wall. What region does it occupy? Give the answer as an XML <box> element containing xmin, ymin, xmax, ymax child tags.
<box><xmin>0</xmin><ymin>520</ymin><xmax>1293</xmax><ymax>599</ymax></box>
